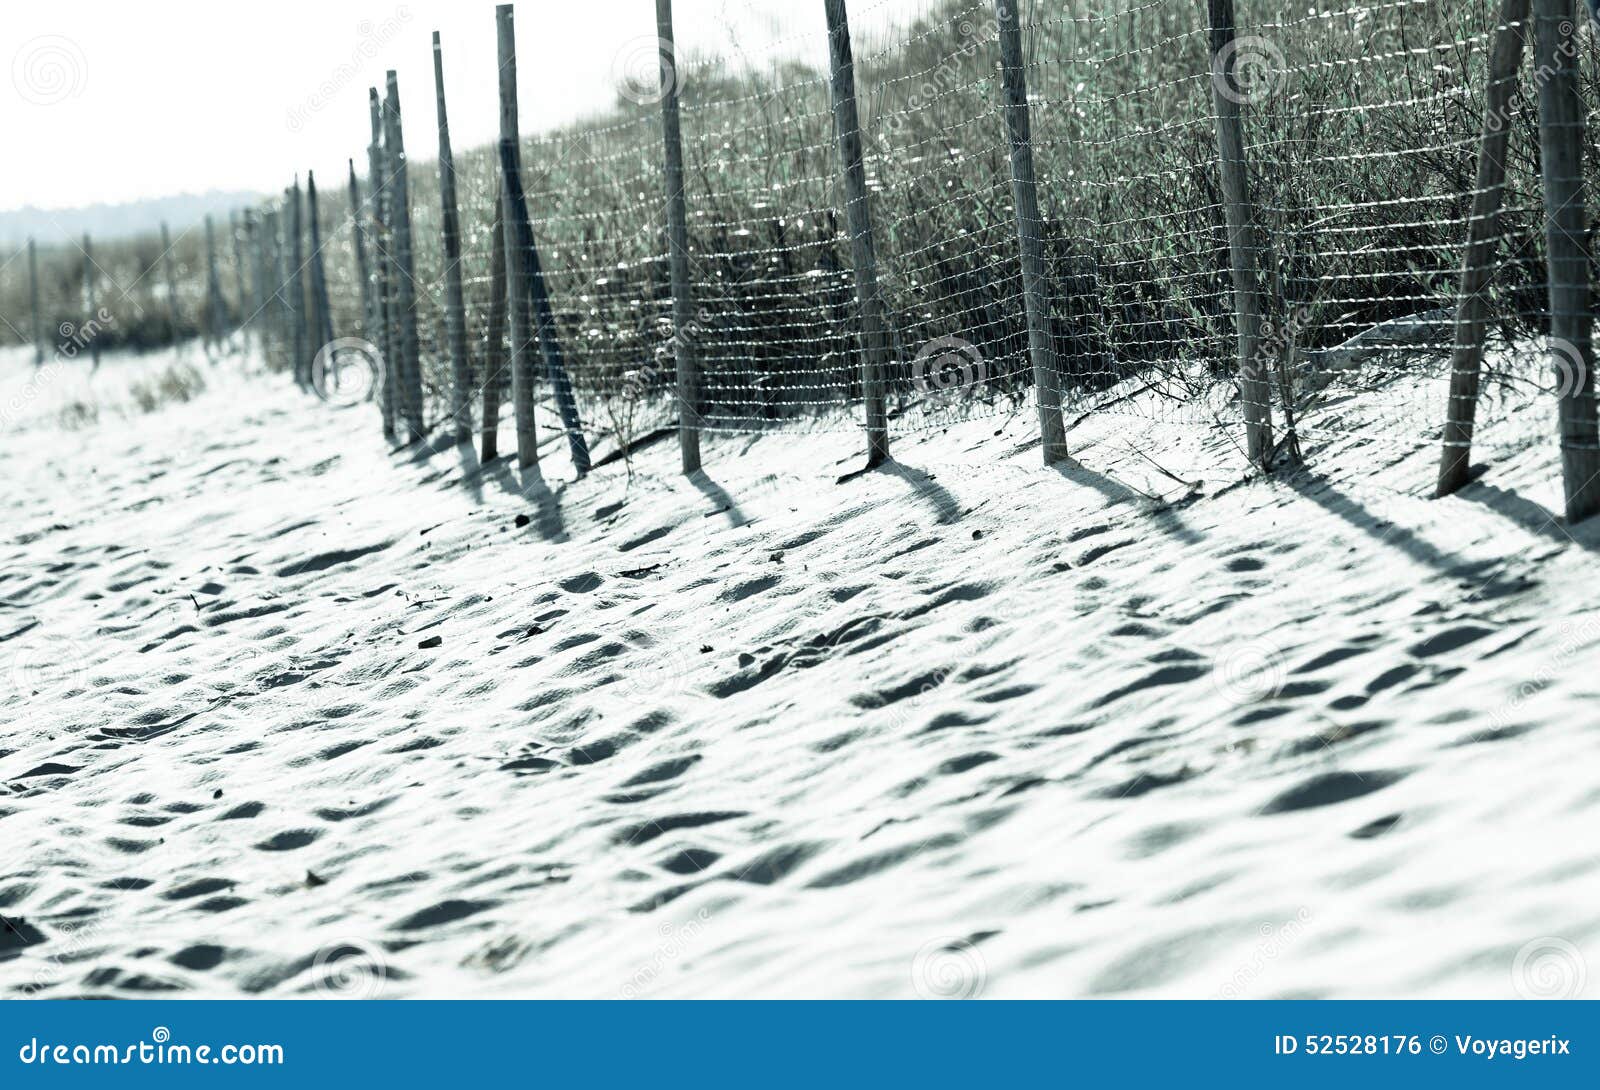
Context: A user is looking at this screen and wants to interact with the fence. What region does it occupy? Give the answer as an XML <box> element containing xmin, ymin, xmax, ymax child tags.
<box><xmin>8</xmin><ymin>0</ymin><xmax>1600</xmax><ymax>520</ymax></box>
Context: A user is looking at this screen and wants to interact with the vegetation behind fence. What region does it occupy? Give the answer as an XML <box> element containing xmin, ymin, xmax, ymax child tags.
<box><xmin>5</xmin><ymin>0</ymin><xmax>1598</xmax><ymax>514</ymax></box>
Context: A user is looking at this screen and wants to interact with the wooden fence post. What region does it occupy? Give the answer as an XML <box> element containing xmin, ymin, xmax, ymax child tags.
<box><xmin>230</xmin><ymin>210</ymin><xmax>249</xmax><ymax>345</ymax></box>
<box><xmin>995</xmin><ymin>0</ymin><xmax>1068</xmax><ymax>464</ymax></box>
<box><xmin>433</xmin><ymin>31</ymin><xmax>473</xmax><ymax>445</ymax></box>
<box><xmin>384</xmin><ymin>71</ymin><xmax>426</xmax><ymax>442</ymax></box>
<box><xmin>347</xmin><ymin>159</ymin><xmax>376</xmax><ymax>349</ymax></box>
<box><xmin>1534</xmin><ymin>0</ymin><xmax>1600</xmax><ymax>520</ymax></box>
<box><xmin>823</xmin><ymin>0</ymin><xmax>891</xmax><ymax>468</ymax></box>
<box><xmin>204</xmin><ymin>214</ymin><xmax>226</xmax><ymax>353</ymax></box>
<box><xmin>657</xmin><ymin>0</ymin><xmax>702</xmax><ymax>474</ymax></box>
<box><xmin>1437</xmin><ymin>0</ymin><xmax>1530</xmax><ymax>497</ymax></box>
<box><xmin>1206</xmin><ymin>0</ymin><xmax>1274</xmax><ymax>469</ymax></box>
<box><xmin>306</xmin><ymin>170</ymin><xmax>337</xmax><ymax>355</ymax></box>
<box><xmin>160</xmin><ymin>221</ymin><xmax>182</xmax><ymax>349</ymax></box>
<box><xmin>286</xmin><ymin>180</ymin><xmax>309</xmax><ymax>387</ymax></box>
<box><xmin>481</xmin><ymin>184</ymin><xmax>508</xmax><ymax>461</ymax></box>
<box><xmin>82</xmin><ymin>234</ymin><xmax>100</xmax><ymax>369</ymax></box>
<box><xmin>247</xmin><ymin>210</ymin><xmax>269</xmax><ymax>354</ymax></box>
<box><xmin>267</xmin><ymin>209</ymin><xmax>290</xmax><ymax>368</ymax></box>
<box><xmin>497</xmin><ymin>3</ymin><xmax>539</xmax><ymax>469</ymax></box>
<box><xmin>500</xmin><ymin>144</ymin><xmax>591</xmax><ymax>473</ymax></box>
<box><xmin>28</xmin><ymin>238</ymin><xmax>42</xmax><ymax>366</ymax></box>
<box><xmin>369</xmin><ymin>87</ymin><xmax>398</xmax><ymax>440</ymax></box>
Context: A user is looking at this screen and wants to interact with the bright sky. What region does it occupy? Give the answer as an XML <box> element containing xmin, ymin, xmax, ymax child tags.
<box><xmin>3</xmin><ymin>0</ymin><xmax>854</xmax><ymax>212</ymax></box>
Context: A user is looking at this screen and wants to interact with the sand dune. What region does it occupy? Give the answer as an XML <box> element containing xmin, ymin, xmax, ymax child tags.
<box><xmin>1</xmin><ymin>344</ymin><xmax>1596</xmax><ymax>999</ymax></box>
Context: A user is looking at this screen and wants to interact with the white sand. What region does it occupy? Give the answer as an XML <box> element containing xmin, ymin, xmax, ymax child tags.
<box><xmin>2</xmin><ymin>343</ymin><xmax>1597</xmax><ymax>999</ymax></box>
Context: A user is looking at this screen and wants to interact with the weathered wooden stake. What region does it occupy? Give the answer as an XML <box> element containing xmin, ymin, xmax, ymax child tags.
<box><xmin>432</xmin><ymin>31</ymin><xmax>473</xmax><ymax>445</ymax></box>
<box><xmin>384</xmin><ymin>71</ymin><xmax>426</xmax><ymax>442</ymax></box>
<box><xmin>1534</xmin><ymin>0</ymin><xmax>1600</xmax><ymax>520</ymax></box>
<box><xmin>1206</xmin><ymin>0</ymin><xmax>1274</xmax><ymax>469</ymax></box>
<box><xmin>482</xmin><ymin>184</ymin><xmax>509</xmax><ymax>462</ymax></box>
<box><xmin>657</xmin><ymin>0</ymin><xmax>702</xmax><ymax>473</ymax></box>
<box><xmin>286</xmin><ymin>180</ymin><xmax>309</xmax><ymax>387</ymax></box>
<box><xmin>500</xmin><ymin>142</ymin><xmax>591</xmax><ymax>473</ymax></box>
<box><xmin>1437</xmin><ymin>0</ymin><xmax>1530</xmax><ymax>497</ymax></box>
<box><xmin>370</xmin><ymin>88</ymin><xmax>398</xmax><ymax>440</ymax></box>
<box><xmin>995</xmin><ymin>0</ymin><xmax>1068</xmax><ymax>463</ymax></box>
<box><xmin>204</xmin><ymin>214</ymin><xmax>226</xmax><ymax>353</ymax></box>
<box><xmin>306</xmin><ymin>171</ymin><xmax>337</xmax><ymax>354</ymax></box>
<box><xmin>824</xmin><ymin>0</ymin><xmax>890</xmax><ymax>468</ymax></box>
<box><xmin>347</xmin><ymin>159</ymin><xmax>376</xmax><ymax>349</ymax></box>
<box><xmin>230</xmin><ymin>210</ymin><xmax>249</xmax><ymax>344</ymax></box>
<box><xmin>160</xmin><ymin>221</ymin><xmax>182</xmax><ymax>348</ymax></box>
<box><xmin>266</xmin><ymin>209</ymin><xmax>290</xmax><ymax>368</ymax></box>
<box><xmin>28</xmin><ymin>238</ymin><xmax>42</xmax><ymax>366</ymax></box>
<box><xmin>247</xmin><ymin>210</ymin><xmax>270</xmax><ymax>353</ymax></box>
<box><xmin>497</xmin><ymin>4</ymin><xmax>539</xmax><ymax>469</ymax></box>
<box><xmin>82</xmin><ymin>234</ymin><xmax>100</xmax><ymax>369</ymax></box>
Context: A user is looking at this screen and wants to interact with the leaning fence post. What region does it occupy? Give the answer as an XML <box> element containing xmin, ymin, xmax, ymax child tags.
<box><xmin>1437</xmin><ymin>0</ymin><xmax>1530</xmax><ymax>497</ymax></box>
<box><xmin>369</xmin><ymin>87</ymin><xmax>398</xmax><ymax>440</ymax></box>
<box><xmin>433</xmin><ymin>31</ymin><xmax>473</xmax><ymax>445</ymax></box>
<box><xmin>306</xmin><ymin>170</ymin><xmax>337</xmax><ymax>356</ymax></box>
<box><xmin>82</xmin><ymin>234</ymin><xmax>100</xmax><ymax>369</ymax></box>
<box><xmin>286</xmin><ymin>180</ymin><xmax>309</xmax><ymax>387</ymax></box>
<box><xmin>481</xmin><ymin>184</ymin><xmax>509</xmax><ymax>462</ymax></box>
<box><xmin>823</xmin><ymin>0</ymin><xmax>891</xmax><ymax>468</ymax></box>
<box><xmin>657</xmin><ymin>0</ymin><xmax>703</xmax><ymax>474</ymax></box>
<box><xmin>28</xmin><ymin>238</ymin><xmax>42</xmax><ymax>366</ymax></box>
<box><xmin>995</xmin><ymin>0</ymin><xmax>1068</xmax><ymax>464</ymax></box>
<box><xmin>496</xmin><ymin>3</ymin><xmax>539</xmax><ymax>469</ymax></box>
<box><xmin>1205</xmin><ymin>0</ymin><xmax>1274</xmax><ymax>469</ymax></box>
<box><xmin>1533</xmin><ymin>0</ymin><xmax>1600</xmax><ymax>520</ymax></box>
<box><xmin>501</xmin><ymin>144</ymin><xmax>591</xmax><ymax>474</ymax></box>
<box><xmin>160</xmin><ymin>221</ymin><xmax>182</xmax><ymax>350</ymax></box>
<box><xmin>384</xmin><ymin>71</ymin><xmax>426</xmax><ymax>442</ymax></box>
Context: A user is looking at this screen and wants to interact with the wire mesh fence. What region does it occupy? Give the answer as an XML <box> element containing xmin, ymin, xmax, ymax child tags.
<box><xmin>6</xmin><ymin>0</ymin><xmax>1599</xmax><ymax>510</ymax></box>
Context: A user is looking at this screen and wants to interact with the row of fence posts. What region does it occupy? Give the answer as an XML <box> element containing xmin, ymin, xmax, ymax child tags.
<box><xmin>1207</xmin><ymin>0</ymin><xmax>1600</xmax><ymax>521</ymax></box>
<box><xmin>26</xmin><ymin>0</ymin><xmax>1585</xmax><ymax>521</ymax></box>
<box><xmin>1432</xmin><ymin>0</ymin><xmax>1600</xmax><ymax>521</ymax></box>
<box><xmin>22</xmin><ymin>206</ymin><xmax>250</xmax><ymax>369</ymax></box>
<box><xmin>242</xmin><ymin>0</ymin><xmax>1068</xmax><ymax>478</ymax></box>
